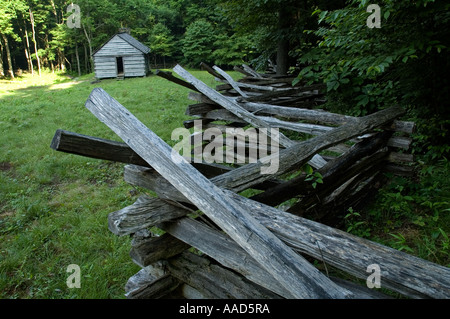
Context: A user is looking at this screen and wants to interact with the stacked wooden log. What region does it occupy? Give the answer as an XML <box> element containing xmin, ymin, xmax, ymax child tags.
<box><xmin>162</xmin><ymin>64</ymin><xmax>416</xmax><ymax>223</ymax></box>
<box><xmin>50</xmin><ymin>64</ymin><xmax>450</xmax><ymax>299</ymax></box>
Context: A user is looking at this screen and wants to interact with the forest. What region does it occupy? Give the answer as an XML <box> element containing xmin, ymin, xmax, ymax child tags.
<box><xmin>0</xmin><ymin>0</ymin><xmax>449</xmax><ymax>299</ymax></box>
<box><xmin>1</xmin><ymin>0</ymin><xmax>449</xmax><ymax>115</ymax></box>
<box><xmin>0</xmin><ymin>0</ymin><xmax>263</xmax><ymax>76</ymax></box>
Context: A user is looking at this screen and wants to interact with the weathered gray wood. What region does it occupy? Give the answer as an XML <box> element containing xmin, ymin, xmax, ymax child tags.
<box><xmin>190</xmin><ymin>109</ymin><xmax>413</xmax><ymax>150</ymax></box>
<box><xmin>216</xmin><ymin>81</ymin><xmax>281</xmax><ymax>92</ymax></box>
<box><xmin>288</xmin><ymin>155</ymin><xmax>387</xmax><ymax>218</ymax></box>
<box><xmin>159</xmin><ymin>217</ymin><xmax>295</xmax><ymax>298</ymax></box>
<box><xmin>173</xmin><ymin>65</ymin><xmax>295</xmax><ymax>148</ymax></box>
<box><xmin>241</xmin><ymin>102</ymin><xmax>355</xmax><ymax>125</ymax></box>
<box><xmin>108</xmin><ymin>195</ymin><xmax>191</xmax><ymax>236</ymax></box>
<box><xmin>213</xmin><ymin>65</ymin><xmax>249</xmax><ymax>98</ymax></box>
<box><xmin>260</xmin><ymin>116</ymin><xmax>334</xmax><ymax>135</ymax></box>
<box><xmin>330</xmin><ymin>277</ymin><xmax>391</xmax><ymax>299</ymax></box>
<box><xmin>237</xmin><ymin>84</ymin><xmax>323</xmax><ymax>103</ymax></box>
<box><xmin>124</xmin><ymin>266</ymin><xmax>180</xmax><ymax>299</ymax></box>
<box><xmin>187</xmin><ymin>92</ymin><xmax>216</xmax><ymax>105</ymax></box>
<box><xmin>124</xmin><ymin>164</ymin><xmax>450</xmax><ymax>299</ymax></box>
<box><xmin>196</xmin><ymin>108</ymin><xmax>335</xmax><ymax>136</ymax></box>
<box><xmin>125</xmin><ymin>165</ymin><xmax>282</xmax><ymax>202</ymax></box>
<box><xmin>239</xmin><ymin>76</ymin><xmax>297</xmax><ymax>86</ymax></box>
<box><xmin>159</xmin><ymin>217</ymin><xmax>389</xmax><ymax>299</ymax></box>
<box><xmin>85</xmin><ymin>87</ymin><xmax>351</xmax><ymax>299</ymax></box>
<box><xmin>209</xmin><ymin>105</ymin><xmax>405</xmax><ymax>192</ymax></box>
<box><xmin>179</xmin><ymin>284</ymin><xmax>208</xmax><ymax>299</ymax></box>
<box><xmin>242</xmin><ymin>64</ymin><xmax>264</xmax><ymax>79</ymax></box>
<box><xmin>50</xmin><ymin>129</ymin><xmax>149</xmax><ymax>167</ymax></box>
<box><xmin>233</xmin><ymin>65</ymin><xmax>253</xmax><ymax>77</ymax></box>
<box><xmin>185</xmin><ymin>101</ymin><xmax>415</xmax><ymax>134</ymax></box>
<box><xmin>94</xmin><ymin>35</ymin><xmax>144</xmax><ymax>57</ymax></box>
<box><xmin>389</xmin><ymin>120</ymin><xmax>416</xmax><ymax>134</ymax></box>
<box><xmin>196</xmin><ymin>108</ymin><xmax>244</xmax><ymax>123</ymax></box>
<box><xmin>250</xmin><ymin>132</ymin><xmax>391</xmax><ymax>207</ymax></box>
<box><xmin>386</xmin><ymin>136</ymin><xmax>412</xmax><ymax>150</ymax></box>
<box><xmin>228</xmin><ymin>190</ymin><xmax>450</xmax><ymax>299</ymax></box>
<box><xmin>93</xmin><ymin>33</ymin><xmax>149</xmax><ymax>79</ymax></box>
<box><xmin>120</xmin><ymin>134</ymin><xmax>387</xmax><ymax>212</ymax></box>
<box><xmin>166</xmin><ymin>252</ymin><xmax>283</xmax><ymax>299</ymax></box>
<box><xmin>384</xmin><ymin>163</ymin><xmax>415</xmax><ymax>176</ymax></box>
<box><xmin>200</xmin><ymin>62</ymin><xmax>225</xmax><ymax>80</ymax></box>
<box><xmin>185</xmin><ymin>103</ymin><xmax>219</xmax><ymax>115</ymax></box>
<box><xmin>174</xmin><ymin>65</ymin><xmax>327</xmax><ymax>169</ymax></box>
<box><xmin>388</xmin><ymin>152</ymin><xmax>415</xmax><ymax>163</ymax></box>
<box><xmin>51</xmin><ymin>129</ymin><xmax>237</xmax><ymax>179</ymax></box>
<box><xmin>155</xmin><ymin>69</ymin><xmax>199</xmax><ymax>92</ymax></box>
<box><xmin>130</xmin><ymin>232</ymin><xmax>190</xmax><ymax>268</ymax></box>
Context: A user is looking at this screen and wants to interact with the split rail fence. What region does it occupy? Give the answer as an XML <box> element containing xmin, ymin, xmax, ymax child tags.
<box><xmin>51</xmin><ymin>63</ymin><xmax>450</xmax><ymax>299</ymax></box>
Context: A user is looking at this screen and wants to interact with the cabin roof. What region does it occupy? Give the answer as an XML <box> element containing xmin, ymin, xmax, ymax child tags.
<box><xmin>93</xmin><ymin>32</ymin><xmax>150</xmax><ymax>57</ymax></box>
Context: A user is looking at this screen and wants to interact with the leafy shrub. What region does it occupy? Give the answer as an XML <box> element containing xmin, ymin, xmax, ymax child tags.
<box><xmin>295</xmin><ymin>0</ymin><xmax>450</xmax><ymax>118</ymax></box>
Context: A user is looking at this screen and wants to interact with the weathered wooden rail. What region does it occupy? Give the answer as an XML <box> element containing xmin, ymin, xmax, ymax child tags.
<box><xmin>51</xmin><ymin>63</ymin><xmax>450</xmax><ymax>299</ymax></box>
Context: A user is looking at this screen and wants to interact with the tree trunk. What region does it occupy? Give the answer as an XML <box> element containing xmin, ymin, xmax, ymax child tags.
<box><xmin>23</xmin><ymin>42</ymin><xmax>31</xmax><ymax>71</ymax></box>
<box><xmin>276</xmin><ymin>8</ymin><xmax>291</xmax><ymax>76</ymax></box>
<box><xmin>82</xmin><ymin>24</ymin><xmax>93</xmax><ymax>73</ymax></box>
<box><xmin>44</xmin><ymin>33</ymin><xmax>52</xmax><ymax>72</ymax></box>
<box><xmin>83</xmin><ymin>44</ymin><xmax>88</xmax><ymax>73</ymax></box>
<box><xmin>58</xmin><ymin>49</ymin><xmax>65</xmax><ymax>72</ymax></box>
<box><xmin>1</xmin><ymin>34</ymin><xmax>14</xmax><ymax>78</ymax></box>
<box><xmin>0</xmin><ymin>40</ymin><xmax>4</xmax><ymax>77</ymax></box>
<box><xmin>29</xmin><ymin>8</ymin><xmax>41</xmax><ymax>77</ymax></box>
<box><xmin>75</xmin><ymin>42</ymin><xmax>81</xmax><ymax>76</ymax></box>
<box><xmin>23</xmin><ymin>24</ymin><xmax>34</xmax><ymax>75</ymax></box>
<box><xmin>18</xmin><ymin>23</ymin><xmax>32</xmax><ymax>74</ymax></box>
<box><xmin>49</xmin><ymin>0</ymin><xmax>59</xmax><ymax>24</ymax></box>
<box><xmin>276</xmin><ymin>39</ymin><xmax>289</xmax><ymax>76</ymax></box>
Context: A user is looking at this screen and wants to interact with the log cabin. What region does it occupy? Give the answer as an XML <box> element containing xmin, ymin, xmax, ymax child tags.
<box><xmin>93</xmin><ymin>30</ymin><xmax>150</xmax><ymax>80</ymax></box>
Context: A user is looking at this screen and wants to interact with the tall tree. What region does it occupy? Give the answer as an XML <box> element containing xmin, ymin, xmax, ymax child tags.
<box><xmin>0</xmin><ymin>39</ymin><xmax>4</xmax><ymax>77</ymax></box>
<box><xmin>218</xmin><ymin>0</ymin><xmax>308</xmax><ymax>74</ymax></box>
<box><xmin>148</xmin><ymin>23</ymin><xmax>176</xmax><ymax>68</ymax></box>
<box><xmin>181</xmin><ymin>19</ymin><xmax>217</xmax><ymax>67</ymax></box>
<box><xmin>28</xmin><ymin>7</ymin><xmax>41</xmax><ymax>76</ymax></box>
<box><xmin>0</xmin><ymin>0</ymin><xmax>18</xmax><ymax>78</ymax></box>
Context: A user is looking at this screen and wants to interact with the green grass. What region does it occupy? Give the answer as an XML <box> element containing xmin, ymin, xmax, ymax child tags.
<box><xmin>0</xmin><ymin>69</ymin><xmax>226</xmax><ymax>298</ymax></box>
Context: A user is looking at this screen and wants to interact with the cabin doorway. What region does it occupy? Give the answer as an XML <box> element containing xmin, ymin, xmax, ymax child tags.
<box><xmin>116</xmin><ymin>57</ymin><xmax>124</xmax><ymax>76</ymax></box>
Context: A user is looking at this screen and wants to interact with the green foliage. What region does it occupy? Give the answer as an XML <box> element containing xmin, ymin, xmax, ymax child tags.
<box><xmin>296</xmin><ymin>0</ymin><xmax>450</xmax><ymax>118</ymax></box>
<box><xmin>344</xmin><ymin>207</ymin><xmax>371</xmax><ymax>238</ymax></box>
<box><xmin>212</xmin><ymin>34</ymin><xmax>252</xmax><ymax>67</ymax></box>
<box><xmin>388</xmin><ymin>233</ymin><xmax>414</xmax><ymax>253</ymax></box>
<box><xmin>147</xmin><ymin>23</ymin><xmax>176</xmax><ymax>66</ymax></box>
<box><xmin>181</xmin><ymin>19</ymin><xmax>217</xmax><ymax>67</ymax></box>
<box><xmin>304</xmin><ymin>165</ymin><xmax>323</xmax><ymax>189</ymax></box>
<box><xmin>411</xmin><ymin>115</ymin><xmax>450</xmax><ymax>159</ymax></box>
<box><xmin>218</xmin><ymin>0</ymin><xmax>316</xmax><ymax>70</ymax></box>
<box><xmin>364</xmin><ymin>157</ymin><xmax>450</xmax><ymax>264</ymax></box>
<box><xmin>0</xmin><ymin>0</ymin><xmax>255</xmax><ymax>77</ymax></box>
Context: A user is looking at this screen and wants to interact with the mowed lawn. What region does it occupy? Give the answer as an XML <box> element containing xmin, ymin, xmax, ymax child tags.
<box><xmin>0</xmin><ymin>69</ymin><xmax>223</xmax><ymax>299</ymax></box>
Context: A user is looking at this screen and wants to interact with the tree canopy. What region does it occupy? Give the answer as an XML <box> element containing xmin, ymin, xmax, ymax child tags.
<box><xmin>0</xmin><ymin>0</ymin><xmax>257</xmax><ymax>76</ymax></box>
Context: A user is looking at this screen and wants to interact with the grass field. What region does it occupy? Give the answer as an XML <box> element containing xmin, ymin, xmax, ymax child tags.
<box><xmin>1</xmin><ymin>70</ymin><xmax>448</xmax><ymax>299</ymax></box>
<box><xmin>0</xmin><ymin>70</ymin><xmax>223</xmax><ymax>298</ymax></box>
